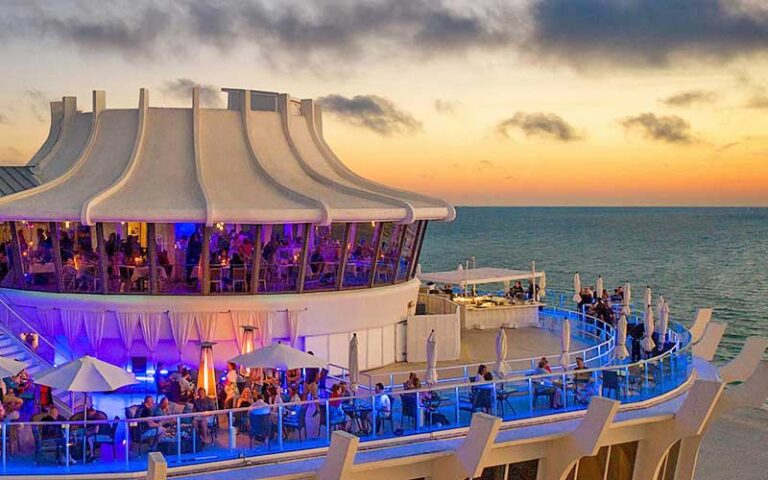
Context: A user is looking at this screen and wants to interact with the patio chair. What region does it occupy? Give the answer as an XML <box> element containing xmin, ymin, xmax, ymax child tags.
<box><xmin>209</xmin><ymin>267</ymin><xmax>223</xmax><ymax>292</ymax></box>
<box><xmin>248</xmin><ymin>411</ymin><xmax>271</xmax><ymax>449</ymax></box>
<box><xmin>601</xmin><ymin>370</ymin><xmax>621</xmax><ymax>399</ymax></box>
<box><xmin>92</xmin><ymin>416</ymin><xmax>120</xmax><ymax>458</ymax></box>
<box><xmin>283</xmin><ymin>405</ymin><xmax>307</xmax><ymax>441</ymax></box>
<box><xmin>399</xmin><ymin>392</ymin><xmax>418</xmax><ymax>429</ymax></box>
<box><xmin>31</xmin><ymin>413</ymin><xmax>62</xmax><ymax>465</ymax></box>
<box><xmin>125</xmin><ymin>405</ymin><xmax>154</xmax><ymax>455</ymax></box>
<box><xmin>317</xmin><ymin>404</ymin><xmax>346</xmax><ymax>436</ymax></box>
<box><xmin>231</xmin><ymin>266</ymin><xmax>247</xmax><ymax>292</ymax></box>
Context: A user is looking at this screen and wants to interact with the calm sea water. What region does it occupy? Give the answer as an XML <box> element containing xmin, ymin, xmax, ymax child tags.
<box><xmin>420</xmin><ymin>207</ymin><xmax>768</xmax><ymax>362</ymax></box>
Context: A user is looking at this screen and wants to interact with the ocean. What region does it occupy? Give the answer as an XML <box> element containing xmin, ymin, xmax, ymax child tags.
<box><xmin>419</xmin><ymin>207</ymin><xmax>768</xmax><ymax>362</ymax></box>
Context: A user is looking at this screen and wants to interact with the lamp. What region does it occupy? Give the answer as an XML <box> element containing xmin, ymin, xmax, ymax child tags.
<box><xmin>240</xmin><ymin>325</ymin><xmax>256</xmax><ymax>376</ymax></box>
<box><xmin>197</xmin><ymin>342</ymin><xmax>217</xmax><ymax>398</ymax></box>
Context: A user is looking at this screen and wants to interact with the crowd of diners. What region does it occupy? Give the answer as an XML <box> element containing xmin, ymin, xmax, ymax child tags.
<box><xmin>0</xmin><ymin>220</ymin><xmax>424</xmax><ymax>295</ymax></box>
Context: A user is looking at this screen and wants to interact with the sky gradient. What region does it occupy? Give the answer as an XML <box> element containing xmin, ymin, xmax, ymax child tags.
<box><xmin>0</xmin><ymin>0</ymin><xmax>767</xmax><ymax>206</ymax></box>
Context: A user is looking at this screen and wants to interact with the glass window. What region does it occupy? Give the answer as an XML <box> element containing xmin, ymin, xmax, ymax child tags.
<box><xmin>342</xmin><ymin>222</ymin><xmax>377</xmax><ymax>288</ymax></box>
<box><xmin>395</xmin><ymin>221</ymin><xmax>420</xmax><ymax>283</ymax></box>
<box><xmin>153</xmin><ymin>223</ymin><xmax>204</xmax><ymax>295</ymax></box>
<box><xmin>608</xmin><ymin>442</ymin><xmax>638</xmax><ymax>480</ymax></box>
<box><xmin>576</xmin><ymin>446</ymin><xmax>609</xmax><ymax>480</ymax></box>
<box><xmin>507</xmin><ymin>459</ymin><xmax>539</xmax><ymax>480</ymax></box>
<box><xmin>303</xmin><ymin>223</ymin><xmax>345</xmax><ymax>291</ymax></box>
<box><xmin>59</xmin><ymin>222</ymin><xmax>101</xmax><ymax>293</ymax></box>
<box><xmin>374</xmin><ymin>223</ymin><xmax>404</xmax><ymax>286</ymax></box>
<box><xmin>100</xmin><ymin>222</ymin><xmax>149</xmax><ymax>293</ymax></box>
<box><xmin>259</xmin><ymin>224</ymin><xmax>306</xmax><ymax>292</ymax></box>
<box><xmin>208</xmin><ymin>223</ymin><xmax>258</xmax><ymax>294</ymax></box>
<box><xmin>0</xmin><ymin>222</ymin><xmax>15</xmax><ymax>287</ymax></box>
<box><xmin>18</xmin><ymin>222</ymin><xmax>57</xmax><ymax>292</ymax></box>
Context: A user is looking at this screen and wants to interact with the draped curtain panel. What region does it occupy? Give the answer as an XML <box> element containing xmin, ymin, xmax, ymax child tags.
<box><xmin>36</xmin><ymin>308</ymin><xmax>59</xmax><ymax>337</ymax></box>
<box><xmin>257</xmin><ymin>311</ymin><xmax>273</xmax><ymax>348</ymax></box>
<box><xmin>59</xmin><ymin>309</ymin><xmax>83</xmax><ymax>348</ymax></box>
<box><xmin>139</xmin><ymin>312</ymin><xmax>164</xmax><ymax>356</ymax></box>
<box><xmin>116</xmin><ymin>312</ymin><xmax>140</xmax><ymax>350</ymax></box>
<box><xmin>195</xmin><ymin>312</ymin><xmax>218</xmax><ymax>343</ymax></box>
<box><xmin>82</xmin><ymin>311</ymin><xmax>106</xmax><ymax>354</ymax></box>
<box><xmin>287</xmin><ymin>310</ymin><xmax>301</xmax><ymax>349</ymax></box>
<box><xmin>230</xmin><ymin>310</ymin><xmax>257</xmax><ymax>352</ymax></box>
<box><xmin>169</xmin><ymin>312</ymin><xmax>195</xmax><ymax>360</ymax></box>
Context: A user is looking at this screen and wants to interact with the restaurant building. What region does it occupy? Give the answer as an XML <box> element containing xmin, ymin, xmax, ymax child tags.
<box><xmin>0</xmin><ymin>88</ymin><xmax>455</xmax><ymax>370</ymax></box>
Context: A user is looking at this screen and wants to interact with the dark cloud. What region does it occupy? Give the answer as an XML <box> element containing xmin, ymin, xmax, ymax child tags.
<box><xmin>317</xmin><ymin>94</ymin><xmax>422</xmax><ymax>136</ymax></box>
<box><xmin>161</xmin><ymin>79</ymin><xmax>223</xmax><ymax>107</ymax></box>
<box><xmin>528</xmin><ymin>0</ymin><xmax>768</xmax><ymax>67</ymax></box>
<box><xmin>434</xmin><ymin>99</ymin><xmax>460</xmax><ymax>114</ymax></box>
<box><xmin>496</xmin><ymin>112</ymin><xmax>581</xmax><ymax>142</ymax></box>
<box><xmin>620</xmin><ymin>113</ymin><xmax>696</xmax><ymax>144</ymax></box>
<box><xmin>662</xmin><ymin>90</ymin><xmax>718</xmax><ymax>107</ymax></box>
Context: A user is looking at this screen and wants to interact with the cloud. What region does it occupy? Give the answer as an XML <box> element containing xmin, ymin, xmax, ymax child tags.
<box><xmin>476</xmin><ymin>159</ymin><xmax>494</xmax><ymax>171</ymax></box>
<box><xmin>527</xmin><ymin>0</ymin><xmax>768</xmax><ymax>67</ymax></box>
<box><xmin>746</xmin><ymin>92</ymin><xmax>768</xmax><ymax>109</ymax></box>
<box><xmin>161</xmin><ymin>78</ymin><xmax>223</xmax><ymax>107</ymax></box>
<box><xmin>434</xmin><ymin>99</ymin><xmax>460</xmax><ymax>114</ymax></box>
<box><xmin>496</xmin><ymin>112</ymin><xmax>581</xmax><ymax>142</ymax></box>
<box><xmin>317</xmin><ymin>94</ymin><xmax>422</xmax><ymax>136</ymax></box>
<box><xmin>662</xmin><ymin>89</ymin><xmax>718</xmax><ymax>107</ymax></box>
<box><xmin>620</xmin><ymin>113</ymin><xmax>696</xmax><ymax>144</ymax></box>
<box><xmin>0</xmin><ymin>113</ymin><xmax>8</xmax><ymax>125</ymax></box>
<box><xmin>715</xmin><ymin>142</ymin><xmax>740</xmax><ymax>152</ymax></box>
<box><xmin>25</xmin><ymin>89</ymin><xmax>48</xmax><ymax>122</ymax></box>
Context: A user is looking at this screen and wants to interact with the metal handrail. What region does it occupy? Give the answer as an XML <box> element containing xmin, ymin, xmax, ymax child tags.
<box><xmin>0</xmin><ymin>293</ymin><xmax>68</xmax><ymax>360</ymax></box>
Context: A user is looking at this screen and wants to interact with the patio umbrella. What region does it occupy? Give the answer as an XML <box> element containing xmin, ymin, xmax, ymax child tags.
<box><xmin>642</xmin><ymin>306</ymin><xmax>656</xmax><ymax>353</ymax></box>
<box><xmin>425</xmin><ymin>330</ymin><xmax>438</xmax><ymax>384</ymax></box>
<box><xmin>530</xmin><ymin>261</ymin><xmax>537</xmax><ymax>302</ymax></box>
<box><xmin>595</xmin><ymin>275</ymin><xmax>604</xmax><ymax>300</ymax></box>
<box><xmin>415</xmin><ymin>264</ymin><xmax>422</xmax><ymax>277</ymax></box>
<box><xmin>657</xmin><ymin>299</ymin><xmax>669</xmax><ymax>345</ymax></box>
<box><xmin>614</xmin><ymin>315</ymin><xmax>630</xmax><ymax>361</ymax></box>
<box><xmin>0</xmin><ymin>356</ymin><xmax>27</xmax><ymax>379</ymax></box>
<box><xmin>622</xmin><ymin>282</ymin><xmax>632</xmax><ymax>315</ymax></box>
<box><xmin>539</xmin><ymin>272</ymin><xmax>547</xmax><ymax>298</ymax></box>
<box><xmin>493</xmin><ymin>328</ymin><xmax>508</xmax><ymax>378</ymax></box>
<box><xmin>35</xmin><ymin>355</ymin><xmax>137</xmax><ymax>462</ymax></box>
<box><xmin>572</xmin><ymin>273</ymin><xmax>582</xmax><ymax>303</ymax></box>
<box><xmin>644</xmin><ymin>286</ymin><xmax>653</xmax><ymax>308</ymax></box>
<box><xmin>560</xmin><ymin>318</ymin><xmax>572</xmax><ymax>367</ymax></box>
<box><xmin>349</xmin><ymin>333</ymin><xmax>360</xmax><ymax>392</ymax></box>
<box><xmin>229</xmin><ymin>342</ymin><xmax>328</xmax><ymax>370</ymax></box>
<box><xmin>656</xmin><ymin>295</ymin><xmax>665</xmax><ymax>324</ymax></box>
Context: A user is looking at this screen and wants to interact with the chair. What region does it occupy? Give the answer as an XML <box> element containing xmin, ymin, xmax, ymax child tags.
<box><xmin>231</xmin><ymin>266</ymin><xmax>247</xmax><ymax>292</ymax></box>
<box><xmin>209</xmin><ymin>267</ymin><xmax>223</xmax><ymax>292</ymax></box>
<box><xmin>399</xmin><ymin>393</ymin><xmax>418</xmax><ymax>429</ymax></box>
<box><xmin>92</xmin><ymin>416</ymin><xmax>119</xmax><ymax>458</ymax></box>
<box><xmin>31</xmin><ymin>413</ymin><xmax>62</xmax><ymax>465</ymax></box>
<box><xmin>602</xmin><ymin>370</ymin><xmax>621</xmax><ymax>399</ymax></box>
<box><xmin>283</xmin><ymin>405</ymin><xmax>307</xmax><ymax>441</ymax></box>
<box><xmin>532</xmin><ymin>380</ymin><xmax>555</xmax><ymax>408</ymax></box>
<box><xmin>318</xmin><ymin>404</ymin><xmax>346</xmax><ymax>436</ymax></box>
<box><xmin>248</xmin><ymin>411</ymin><xmax>271</xmax><ymax>449</ymax></box>
<box><xmin>125</xmin><ymin>405</ymin><xmax>154</xmax><ymax>454</ymax></box>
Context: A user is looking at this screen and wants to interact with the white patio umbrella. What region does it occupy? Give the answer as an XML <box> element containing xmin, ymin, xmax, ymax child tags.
<box><xmin>425</xmin><ymin>330</ymin><xmax>438</xmax><ymax>384</ymax></box>
<box><xmin>349</xmin><ymin>333</ymin><xmax>360</xmax><ymax>392</ymax></box>
<box><xmin>644</xmin><ymin>286</ymin><xmax>653</xmax><ymax>308</ymax></box>
<box><xmin>657</xmin><ymin>299</ymin><xmax>670</xmax><ymax>345</ymax></box>
<box><xmin>493</xmin><ymin>328</ymin><xmax>508</xmax><ymax>378</ymax></box>
<box><xmin>560</xmin><ymin>319</ymin><xmax>572</xmax><ymax>367</ymax></box>
<box><xmin>642</xmin><ymin>306</ymin><xmax>656</xmax><ymax>353</ymax></box>
<box><xmin>539</xmin><ymin>272</ymin><xmax>547</xmax><ymax>298</ymax></box>
<box><xmin>530</xmin><ymin>261</ymin><xmax>537</xmax><ymax>302</ymax></box>
<box><xmin>230</xmin><ymin>342</ymin><xmax>328</xmax><ymax>370</ymax></box>
<box><xmin>415</xmin><ymin>264</ymin><xmax>423</xmax><ymax>277</ymax></box>
<box><xmin>572</xmin><ymin>273</ymin><xmax>582</xmax><ymax>303</ymax></box>
<box><xmin>35</xmin><ymin>356</ymin><xmax>138</xmax><ymax>462</ymax></box>
<box><xmin>622</xmin><ymin>282</ymin><xmax>632</xmax><ymax>315</ymax></box>
<box><xmin>656</xmin><ymin>294</ymin><xmax>665</xmax><ymax>321</ymax></box>
<box><xmin>0</xmin><ymin>357</ymin><xmax>27</xmax><ymax>379</ymax></box>
<box><xmin>614</xmin><ymin>315</ymin><xmax>630</xmax><ymax>361</ymax></box>
<box><xmin>595</xmin><ymin>275</ymin><xmax>604</xmax><ymax>300</ymax></box>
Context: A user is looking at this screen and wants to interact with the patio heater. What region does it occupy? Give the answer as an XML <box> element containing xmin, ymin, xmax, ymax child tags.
<box><xmin>240</xmin><ymin>325</ymin><xmax>256</xmax><ymax>376</ymax></box>
<box><xmin>197</xmin><ymin>342</ymin><xmax>217</xmax><ymax>401</ymax></box>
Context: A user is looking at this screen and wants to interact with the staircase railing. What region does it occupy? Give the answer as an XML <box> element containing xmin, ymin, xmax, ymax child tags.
<box><xmin>0</xmin><ymin>293</ymin><xmax>73</xmax><ymax>363</ymax></box>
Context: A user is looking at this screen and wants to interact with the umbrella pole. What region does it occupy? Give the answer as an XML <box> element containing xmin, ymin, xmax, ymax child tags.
<box><xmin>82</xmin><ymin>393</ymin><xmax>88</xmax><ymax>463</ymax></box>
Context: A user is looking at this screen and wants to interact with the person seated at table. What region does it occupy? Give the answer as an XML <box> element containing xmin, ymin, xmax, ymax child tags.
<box><xmin>403</xmin><ymin>372</ymin><xmax>420</xmax><ymax>390</ymax></box>
<box><xmin>373</xmin><ymin>383</ymin><xmax>391</xmax><ymax>433</ymax></box>
<box><xmin>526</xmin><ymin>282</ymin><xmax>540</xmax><ymax>300</ymax></box>
<box><xmin>137</xmin><ymin>396</ymin><xmax>166</xmax><ymax>449</ymax></box>
<box><xmin>246</xmin><ymin>368</ymin><xmax>264</xmax><ymax>396</ymax></box>
<box><xmin>440</xmin><ymin>283</ymin><xmax>454</xmax><ymax>298</ymax></box>
<box><xmin>575</xmin><ymin>377</ymin><xmax>599</xmax><ymax>405</ymax></box>
<box><xmin>41</xmin><ymin>406</ymin><xmax>78</xmax><ymax>465</ymax></box>
<box><xmin>309</xmin><ymin>247</ymin><xmax>324</xmax><ymax>276</ymax></box>
<box><xmin>338</xmin><ymin>381</ymin><xmax>351</xmax><ymax>399</ymax></box>
<box><xmin>328</xmin><ymin>384</ymin><xmax>347</xmax><ymax>427</ymax></box>
<box><xmin>286</xmin><ymin>368</ymin><xmax>302</xmax><ymax>390</ymax></box>
<box><xmin>511</xmin><ymin>281</ymin><xmax>526</xmax><ymax>299</ymax></box>
<box><xmin>533</xmin><ymin>359</ymin><xmax>562</xmax><ymax>409</ymax></box>
<box><xmin>471</xmin><ymin>365</ymin><xmax>488</xmax><ymax>383</ymax></box>
<box><xmin>193</xmin><ymin>388</ymin><xmax>216</xmax><ymax>443</ymax></box>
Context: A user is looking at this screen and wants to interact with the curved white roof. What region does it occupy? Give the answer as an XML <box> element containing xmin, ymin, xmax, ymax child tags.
<box><xmin>0</xmin><ymin>88</ymin><xmax>455</xmax><ymax>226</ymax></box>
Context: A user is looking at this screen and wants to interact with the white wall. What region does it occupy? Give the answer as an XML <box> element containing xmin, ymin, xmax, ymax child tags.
<box><xmin>406</xmin><ymin>312</ymin><xmax>461</xmax><ymax>363</ymax></box>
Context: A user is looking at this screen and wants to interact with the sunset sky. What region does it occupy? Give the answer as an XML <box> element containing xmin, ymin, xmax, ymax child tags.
<box><xmin>0</xmin><ymin>1</ymin><xmax>767</xmax><ymax>206</ymax></box>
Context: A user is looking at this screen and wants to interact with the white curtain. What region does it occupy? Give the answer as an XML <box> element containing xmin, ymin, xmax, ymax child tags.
<box><xmin>257</xmin><ymin>311</ymin><xmax>274</xmax><ymax>347</ymax></box>
<box><xmin>82</xmin><ymin>311</ymin><xmax>106</xmax><ymax>354</ymax></box>
<box><xmin>230</xmin><ymin>310</ymin><xmax>257</xmax><ymax>352</ymax></box>
<box><xmin>60</xmin><ymin>309</ymin><xmax>83</xmax><ymax>348</ymax></box>
<box><xmin>116</xmin><ymin>312</ymin><xmax>140</xmax><ymax>350</ymax></box>
<box><xmin>169</xmin><ymin>312</ymin><xmax>195</xmax><ymax>360</ymax></box>
<box><xmin>287</xmin><ymin>309</ymin><xmax>301</xmax><ymax>348</ymax></box>
<box><xmin>36</xmin><ymin>308</ymin><xmax>59</xmax><ymax>336</ymax></box>
<box><xmin>139</xmin><ymin>312</ymin><xmax>163</xmax><ymax>356</ymax></box>
<box><xmin>196</xmin><ymin>312</ymin><xmax>217</xmax><ymax>343</ymax></box>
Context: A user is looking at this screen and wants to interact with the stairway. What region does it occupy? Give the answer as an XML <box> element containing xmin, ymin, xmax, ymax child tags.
<box><xmin>0</xmin><ymin>301</ymin><xmax>75</xmax><ymax>416</ymax></box>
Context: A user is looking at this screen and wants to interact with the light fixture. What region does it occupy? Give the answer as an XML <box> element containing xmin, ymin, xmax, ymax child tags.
<box><xmin>197</xmin><ymin>342</ymin><xmax>217</xmax><ymax>399</ymax></box>
<box><xmin>240</xmin><ymin>325</ymin><xmax>256</xmax><ymax>376</ymax></box>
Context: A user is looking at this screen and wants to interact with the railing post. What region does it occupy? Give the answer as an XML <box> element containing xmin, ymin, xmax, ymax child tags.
<box><xmin>176</xmin><ymin>416</ymin><xmax>182</xmax><ymax>463</ymax></box>
<box><xmin>2</xmin><ymin>420</ymin><xmax>6</xmax><ymax>471</ymax></box>
<box><xmin>278</xmin><ymin>407</ymin><xmax>283</xmax><ymax>450</ymax></box>
<box><xmin>491</xmin><ymin>382</ymin><xmax>498</xmax><ymax>417</ymax></box>
<box><xmin>325</xmin><ymin>400</ymin><xmax>330</xmax><ymax>444</ymax></box>
<box><xmin>371</xmin><ymin>394</ymin><xmax>378</xmax><ymax>436</ymax></box>
<box><xmin>528</xmin><ymin>378</ymin><xmax>534</xmax><ymax>416</ymax></box>
<box><xmin>124</xmin><ymin>420</ymin><xmax>130</xmax><ymax>469</ymax></box>
<box><xmin>454</xmin><ymin>386</ymin><xmax>460</xmax><ymax>426</ymax></box>
<box><xmin>65</xmin><ymin>424</ymin><xmax>71</xmax><ymax>468</ymax></box>
<box><xmin>561</xmin><ymin>373</ymin><xmax>567</xmax><ymax>409</ymax></box>
<box><xmin>229</xmin><ymin>411</ymin><xmax>236</xmax><ymax>450</ymax></box>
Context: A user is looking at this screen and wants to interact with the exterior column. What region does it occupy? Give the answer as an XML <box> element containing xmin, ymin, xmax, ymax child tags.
<box><xmin>296</xmin><ymin>223</ymin><xmax>311</xmax><ymax>293</ymax></box>
<box><xmin>8</xmin><ymin>221</ymin><xmax>24</xmax><ymax>288</ymax></box>
<box><xmin>95</xmin><ymin>223</ymin><xmax>109</xmax><ymax>293</ymax></box>
<box><xmin>369</xmin><ymin>223</ymin><xmax>384</xmax><ymax>288</ymax></box>
<box><xmin>409</xmin><ymin>220</ymin><xmax>428</xmax><ymax>279</ymax></box>
<box><xmin>391</xmin><ymin>224</ymin><xmax>408</xmax><ymax>285</ymax></box>
<box><xmin>147</xmin><ymin>223</ymin><xmax>158</xmax><ymax>294</ymax></box>
<box><xmin>336</xmin><ymin>223</ymin><xmax>352</xmax><ymax>290</ymax></box>
<box><xmin>49</xmin><ymin>222</ymin><xmax>64</xmax><ymax>292</ymax></box>
<box><xmin>250</xmin><ymin>225</ymin><xmax>262</xmax><ymax>293</ymax></box>
<box><xmin>432</xmin><ymin>413</ymin><xmax>502</xmax><ymax>480</ymax></box>
<box><xmin>317</xmin><ymin>430</ymin><xmax>359</xmax><ymax>480</ymax></box>
<box><xmin>201</xmin><ymin>226</ymin><xmax>211</xmax><ymax>295</ymax></box>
